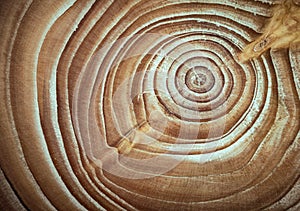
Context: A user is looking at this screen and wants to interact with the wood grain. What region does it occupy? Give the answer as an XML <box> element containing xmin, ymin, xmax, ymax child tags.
<box><xmin>0</xmin><ymin>0</ymin><xmax>299</xmax><ymax>210</ymax></box>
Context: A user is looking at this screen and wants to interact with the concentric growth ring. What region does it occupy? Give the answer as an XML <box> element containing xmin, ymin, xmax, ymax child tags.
<box><xmin>0</xmin><ymin>0</ymin><xmax>299</xmax><ymax>210</ymax></box>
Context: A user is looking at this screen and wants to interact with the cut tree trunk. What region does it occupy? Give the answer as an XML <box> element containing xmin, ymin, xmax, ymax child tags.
<box><xmin>0</xmin><ymin>0</ymin><xmax>299</xmax><ymax>210</ymax></box>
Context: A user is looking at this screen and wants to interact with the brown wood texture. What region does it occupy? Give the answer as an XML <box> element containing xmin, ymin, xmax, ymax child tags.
<box><xmin>0</xmin><ymin>0</ymin><xmax>299</xmax><ymax>210</ymax></box>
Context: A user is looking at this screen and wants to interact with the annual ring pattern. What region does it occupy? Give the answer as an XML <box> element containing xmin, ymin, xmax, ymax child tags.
<box><xmin>0</xmin><ymin>0</ymin><xmax>299</xmax><ymax>210</ymax></box>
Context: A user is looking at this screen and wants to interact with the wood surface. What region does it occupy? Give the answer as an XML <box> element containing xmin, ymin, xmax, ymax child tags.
<box><xmin>0</xmin><ymin>0</ymin><xmax>299</xmax><ymax>210</ymax></box>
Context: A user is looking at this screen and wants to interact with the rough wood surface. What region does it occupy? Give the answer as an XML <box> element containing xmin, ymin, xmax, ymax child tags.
<box><xmin>0</xmin><ymin>0</ymin><xmax>299</xmax><ymax>210</ymax></box>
